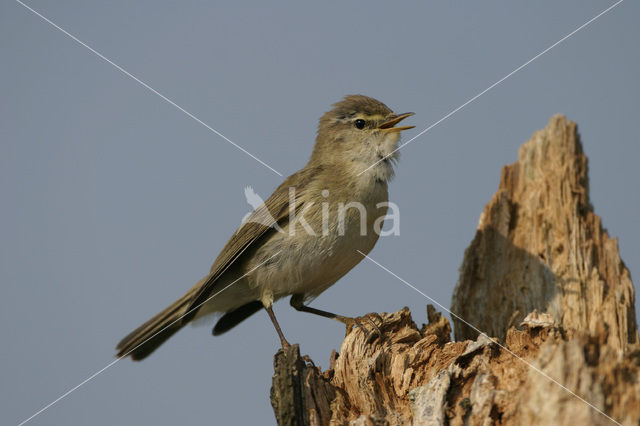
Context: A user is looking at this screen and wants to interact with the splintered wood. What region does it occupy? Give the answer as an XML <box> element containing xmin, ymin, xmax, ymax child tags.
<box><xmin>271</xmin><ymin>116</ymin><xmax>640</xmax><ymax>425</ymax></box>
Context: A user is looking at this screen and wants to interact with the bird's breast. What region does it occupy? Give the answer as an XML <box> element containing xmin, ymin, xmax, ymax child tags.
<box><xmin>247</xmin><ymin>181</ymin><xmax>388</xmax><ymax>300</ymax></box>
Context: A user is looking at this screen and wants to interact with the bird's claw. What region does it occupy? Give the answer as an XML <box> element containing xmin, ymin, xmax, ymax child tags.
<box><xmin>369</xmin><ymin>312</ymin><xmax>384</xmax><ymax>324</ymax></box>
<box><xmin>335</xmin><ymin>313</ymin><xmax>384</xmax><ymax>343</ymax></box>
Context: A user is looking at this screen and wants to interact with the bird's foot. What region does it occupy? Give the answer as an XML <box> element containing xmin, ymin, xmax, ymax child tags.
<box><xmin>335</xmin><ymin>312</ymin><xmax>384</xmax><ymax>343</ymax></box>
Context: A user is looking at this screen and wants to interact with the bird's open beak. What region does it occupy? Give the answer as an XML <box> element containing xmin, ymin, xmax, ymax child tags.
<box><xmin>377</xmin><ymin>112</ymin><xmax>415</xmax><ymax>132</ymax></box>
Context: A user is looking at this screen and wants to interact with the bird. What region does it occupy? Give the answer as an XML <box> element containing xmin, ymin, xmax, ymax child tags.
<box><xmin>116</xmin><ymin>95</ymin><xmax>414</xmax><ymax>360</ymax></box>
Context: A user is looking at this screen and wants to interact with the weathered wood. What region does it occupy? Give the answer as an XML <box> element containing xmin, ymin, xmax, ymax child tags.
<box><xmin>271</xmin><ymin>344</ymin><xmax>337</xmax><ymax>426</ymax></box>
<box><xmin>270</xmin><ymin>116</ymin><xmax>640</xmax><ymax>425</ymax></box>
<box><xmin>451</xmin><ymin>115</ymin><xmax>638</xmax><ymax>353</ymax></box>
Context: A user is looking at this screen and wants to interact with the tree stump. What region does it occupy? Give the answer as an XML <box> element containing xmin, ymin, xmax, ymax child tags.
<box><xmin>270</xmin><ymin>116</ymin><xmax>640</xmax><ymax>425</ymax></box>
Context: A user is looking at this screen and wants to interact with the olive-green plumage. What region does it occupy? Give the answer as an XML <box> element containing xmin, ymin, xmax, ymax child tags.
<box><xmin>116</xmin><ymin>95</ymin><xmax>414</xmax><ymax>360</ymax></box>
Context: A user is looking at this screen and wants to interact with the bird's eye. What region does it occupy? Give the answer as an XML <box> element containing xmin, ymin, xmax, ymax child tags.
<box><xmin>354</xmin><ymin>119</ymin><xmax>366</xmax><ymax>130</ymax></box>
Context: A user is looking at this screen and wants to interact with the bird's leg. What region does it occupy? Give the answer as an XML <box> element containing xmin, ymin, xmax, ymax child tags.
<box><xmin>289</xmin><ymin>294</ymin><xmax>382</xmax><ymax>339</ymax></box>
<box><xmin>264</xmin><ymin>304</ymin><xmax>291</xmax><ymax>350</ymax></box>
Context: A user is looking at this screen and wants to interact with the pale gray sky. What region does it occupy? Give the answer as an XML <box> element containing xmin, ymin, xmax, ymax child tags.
<box><xmin>2</xmin><ymin>1</ymin><xmax>638</xmax><ymax>425</ymax></box>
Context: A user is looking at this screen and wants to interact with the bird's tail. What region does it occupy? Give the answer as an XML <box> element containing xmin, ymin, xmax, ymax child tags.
<box><xmin>116</xmin><ymin>285</ymin><xmax>199</xmax><ymax>361</ymax></box>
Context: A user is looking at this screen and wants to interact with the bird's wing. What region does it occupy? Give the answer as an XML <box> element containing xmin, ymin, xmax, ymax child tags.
<box><xmin>183</xmin><ymin>166</ymin><xmax>321</xmax><ymax>321</ymax></box>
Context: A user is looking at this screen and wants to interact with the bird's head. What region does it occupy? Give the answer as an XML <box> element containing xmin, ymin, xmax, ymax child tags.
<box><xmin>310</xmin><ymin>95</ymin><xmax>414</xmax><ymax>181</ymax></box>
